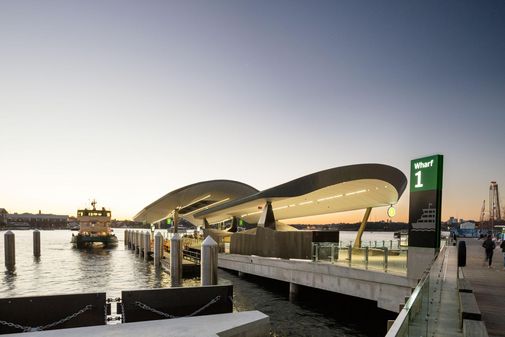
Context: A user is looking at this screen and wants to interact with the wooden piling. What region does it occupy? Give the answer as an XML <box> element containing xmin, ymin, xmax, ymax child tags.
<box><xmin>33</xmin><ymin>229</ymin><xmax>41</xmax><ymax>257</ymax></box>
<box><xmin>4</xmin><ymin>231</ymin><xmax>15</xmax><ymax>270</ymax></box>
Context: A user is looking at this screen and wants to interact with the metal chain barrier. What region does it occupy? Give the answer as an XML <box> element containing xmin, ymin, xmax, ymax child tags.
<box><xmin>35</xmin><ymin>304</ymin><xmax>94</xmax><ymax>331</ymax></box>
<box><xmin>0</xmin><ymin>304</ymin><xmax>94</xmax><ymax>332</ymax></box>
<box><xmin>135</xmin><ymin>302</ymin><xmax>177</xmax><ymax>319</ymax></box>
<box><xmin>0</xmin><ymin>320</ymin><xmax>32</xmax><ymax>332</ymax></box>
<box><xmin>188</xmin><ymin>295</ymin><xmax>221</xmax><ymax>317</ymax></box>
<box><xmin>134</xmin><ymin>295</ymin><xmax>221</xmax><ymax>319</ymax></box>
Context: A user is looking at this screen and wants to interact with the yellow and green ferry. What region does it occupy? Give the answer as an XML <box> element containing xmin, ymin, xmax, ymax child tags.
<box><xmin>71</xmin><ymin>200</ymin><xmax>118</xmax><ymax>248</ymax></box>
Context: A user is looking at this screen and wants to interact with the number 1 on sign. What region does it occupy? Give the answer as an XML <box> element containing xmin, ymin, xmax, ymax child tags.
<box><xmin>414</xmin><ymin>171</ymin><xmax>423</xmax><ymax>188</ymax></box>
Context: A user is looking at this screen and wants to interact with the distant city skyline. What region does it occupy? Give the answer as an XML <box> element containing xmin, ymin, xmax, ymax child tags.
<box><xmin>1</xmin><ymin>1</ymin><xmax>504</xmax><ymax>223</ymax></box>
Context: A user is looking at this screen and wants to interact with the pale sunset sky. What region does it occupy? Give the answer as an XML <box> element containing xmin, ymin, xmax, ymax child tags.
<box><xmin>1</xmin><ymin>1</ymin><xmax>504</xmax><ymax>223</ymax></box>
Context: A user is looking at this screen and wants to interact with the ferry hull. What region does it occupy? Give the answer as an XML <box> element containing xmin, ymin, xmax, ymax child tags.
<box><xmin>71</xmin><ymin>234</ymin><xmax>118</xmax><ymax>249</ymax></box>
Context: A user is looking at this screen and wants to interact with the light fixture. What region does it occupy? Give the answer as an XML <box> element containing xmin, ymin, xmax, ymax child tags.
<box><xmin>387</xmin><ymin>205</ymin><xmax>396</xmax><ymax>218</ymax></box>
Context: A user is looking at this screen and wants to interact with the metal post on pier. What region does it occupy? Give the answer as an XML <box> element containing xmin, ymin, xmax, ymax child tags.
<box><xmin>136</xmin><ymin>231</ymin><xmax>141</xmax><ymax>255</ymax></box>
<box><xmin>140</xmin><ymin>231</ymin><xmax>145</xmax><ymax>257</ymax></box>
<box><xmin>159</xmin><ymin>234</ymin><xmax>165</xmax><ymax>260</ymax></box>
<box><xmin>364</xmin><ymin>246</ymin><xmax>369</xmax><ymax>267</ymax></box>
<box><xmin>4</xmin><ymin>231</ymin><xmax>15</xmax><ymax>270</ymax></box>
<box><xmin>383</xmin><ymin>247</ymin><xmax>389</xmax><ymax>270</ymax></box>
<box><xmin>170</xmin><ymin>233</ymin><xmax>183</xmax><ymax>287</ymax></box>
<box><xmin>347</xmin><ymin>245</ymin><xmax>352</xmax><ymax>266</ymax></box>
<box><xmin>33</xmin><ymin>229</ymin><xmax>41</xmax><ymax>257</ymax></box>
<box><xmin>201</xmin><ymin>236</ymin><xmax>218</xmax><ymax>286</ymax></box>
<box><xmin>144</xmin><ymin>231</ymin><xmax>150</xmax><ymax>261</ymax></box>
<box><xmin>154</xmin><ymin>232</ymin><xmax>162</xmax><ymax>267</ymax></box>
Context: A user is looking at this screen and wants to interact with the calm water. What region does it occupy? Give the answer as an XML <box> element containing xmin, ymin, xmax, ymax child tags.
<box><xmin>0</xmin><ymin>229</ymin><xmax>395</xmax><ymax>336</ymax></box>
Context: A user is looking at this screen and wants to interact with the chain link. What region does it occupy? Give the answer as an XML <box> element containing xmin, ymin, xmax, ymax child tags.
<box><xmin>135</xmin><ymin>302</ymin><xmax>177</xmax><ymax>319</ymax></box>
<box><xmin>37</xmin><ymin>304</ymin><xmax>94</xmax><ymax>331</ymax></box>
<box><xmin>188</xmin><ymin>296</ymin><xmax>221</xmax><ymax>317</ymax></box>
<box><xmin>0</xmin><ymin>319</ymin><xmax>32</xmax><ymax>332</ymax></box>
<box><xmin>0</xmin><ymin>304</ymin><xmax>94</xmax><ymax>332</ymax></box>
<box><xmin>134</xmin><ymin>295</ymin><xmax>221</xmax><ymax>319</ymax></box>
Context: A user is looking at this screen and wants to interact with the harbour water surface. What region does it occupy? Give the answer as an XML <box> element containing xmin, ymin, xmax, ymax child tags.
<box><xmin>0</xmin><ymin>229</ymin><xmax>396</xmax><ymax>336</ymax></box>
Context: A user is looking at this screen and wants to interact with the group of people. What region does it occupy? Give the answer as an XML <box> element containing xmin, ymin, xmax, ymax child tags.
<box><xmin>481</xmin><ymin>233</ymin><xmax>505</xmax><ymax>269</ymax></box>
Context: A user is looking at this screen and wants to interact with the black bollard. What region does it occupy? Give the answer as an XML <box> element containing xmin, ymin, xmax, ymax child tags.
<box><xmin>457</xmin><ymin>241</ymin><xmax>466</xmax><ymax>267</ymax></box>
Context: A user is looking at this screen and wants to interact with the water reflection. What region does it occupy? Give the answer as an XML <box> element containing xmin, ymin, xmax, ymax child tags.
<box><xmin>3</xmin><ymin>270</ymin><xmax>16</xmax><ymax>293</ymax></box>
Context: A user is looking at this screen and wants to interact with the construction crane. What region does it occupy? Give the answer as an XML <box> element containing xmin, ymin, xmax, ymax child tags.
<box><xmin>489</xmin><ymin>181</ymin><xmax>501</xmax><ymax>222</ymax></box>
<box><xmin>480</xmin><ymin>199</ymin><xmax>486</xmax><ymax>223</ymax></box>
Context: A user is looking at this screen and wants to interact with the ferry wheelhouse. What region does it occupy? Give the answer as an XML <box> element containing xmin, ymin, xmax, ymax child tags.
<box><xmin>71</xmin><ymin>200</ymin><xmax>118</xmax><ymax>248</ymax></box>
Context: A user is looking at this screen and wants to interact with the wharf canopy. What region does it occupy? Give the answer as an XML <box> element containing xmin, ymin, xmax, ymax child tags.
<box><xmin>133</xmin><ymin>180</ymin><xmax>259</xmax><ymax>226</ymax></box>
<box><xmin>133</xmin><ymin>164</ymin><xmax>407</xmax><ymax>227</ymax></box>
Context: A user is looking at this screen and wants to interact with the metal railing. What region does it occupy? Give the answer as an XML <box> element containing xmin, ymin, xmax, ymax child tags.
<box><xmin>182</xmin><ymin>249</ymin><xmax>201</xmax><ymax>264</ymax></box>
<box><xmin>385</xmin><ymin>245</ymin><xmax>447</xmax><ymax>337</ymax></box>
<box><xmin>311</xmin><ymin>240</ymin><xmax>407</xmax><ymax>273</ymax></box>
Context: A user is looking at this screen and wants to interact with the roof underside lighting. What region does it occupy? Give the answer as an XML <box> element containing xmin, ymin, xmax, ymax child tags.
<box><xmin>181</xmin><ymin>197</ymin><xmax>230</xmax><ymax>216</ymax></box>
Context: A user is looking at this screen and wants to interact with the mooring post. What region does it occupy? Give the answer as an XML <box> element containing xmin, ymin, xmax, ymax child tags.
<box><xmin>133</xmin><ymin>230</ymin><xmax>137</xmax><ymax>253</ymax></box>
<box><xmin>201</xmin><ymin>236</ymin><xmax>218</xmax><ymax>286</ymax></box>
<box><xmin>4</xmin><ymin>231</ymin><xmax>15</xmax><ymax>270</ymax></box>
<box><xmin>170</xmin><ymin>233</ymin><xmax>183</xmax><ymax>287</ymax></box>
<box><xmin>33</xmin><ymin>229</ymin><xmax>41</xmax><ymax>257</ymax></box>
<box><xmin>364</xmin><ymin>246</ymin><xmax>369</xmax><ymax>267</ymax></box>
<box><xmin>144</xmin><ymin>230</ymin><xmax>150</xmax><ymax>261</ymax></box>
<box><xmin>124</xmin><ymin>230</ymin><xmax>128</xmax><ymax>246</ymax></box>
<box><xmin>136</xmin><ymin>231</ymin><xmax>141</xmax><ymax>255</ymax></box>
<box><xmin>383</xmin><ymin>247</ymin><xmax>389</xmax><ymax>270</ymax></box>
<box><xmin>160</xmin><ymin>234</ymin><xmax>165</xmax><ymax>259</ymax></box>
<box><xmin>154</xmin><ymin>232</ymin><xmax>162</xmax><ymax>267</ymax></box>
<box><xmin>140</xmin><ymin>231</ymin><xmax>145</xmax><ymax>257</ymax></box>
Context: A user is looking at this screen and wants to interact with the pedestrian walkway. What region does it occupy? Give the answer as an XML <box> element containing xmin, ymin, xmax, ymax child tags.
<box><xmin>460</xmin><ymin>238</ymin><xmax>505</xmax><ymax>337</ymax></box>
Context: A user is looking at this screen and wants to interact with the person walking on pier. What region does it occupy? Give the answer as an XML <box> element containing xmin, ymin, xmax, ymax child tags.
<box><xmin>482</xmin><ymin>234</ymin><xmax>496</xmax><ymax>268</ymax></box>
<box><xmin>500</xmin><ymin>239</ymin><xmax>505</xmax><ymax>270</ymax></box>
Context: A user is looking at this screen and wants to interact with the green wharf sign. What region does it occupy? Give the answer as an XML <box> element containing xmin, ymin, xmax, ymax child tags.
<box><xmin>408</xmin><ymin>154</ymin><xmax>444</xmax><ymax>249</ymax></box>
<box><xmin>410</xmin><ymin>155</ymin><xmax>443</xmax><ymax>192</ymax></box>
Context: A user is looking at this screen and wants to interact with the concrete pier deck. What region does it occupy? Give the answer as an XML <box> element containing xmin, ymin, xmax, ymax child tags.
<box><xmin>219</xmin><ymin>253</ymin><xmax>415</xmax><ymax>312</ymax></box>
<box><xmin>460</xmin><ymin>239</ymin><xmax>505</xmax><ymax>337</ymax></box>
